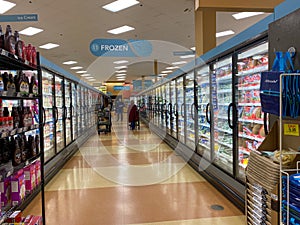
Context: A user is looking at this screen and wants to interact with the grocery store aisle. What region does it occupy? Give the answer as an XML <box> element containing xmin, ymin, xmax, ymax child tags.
<box><xmin>24</xmin><ymin>119</ymin><xmax>245</xmax><ymax>225</ymax></box>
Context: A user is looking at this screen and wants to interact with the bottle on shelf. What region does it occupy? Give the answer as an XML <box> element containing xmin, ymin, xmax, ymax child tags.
<box><xmin>29</xmin><ymin>75</ymin><xmax>38</xmax><ymax>95</ymax></box>
<box><xmin>25</xmin><ymin>44</ymin><xmax>32</xmax><ymax>63</ymax></box>
<box><xmin>11</xmin><ymin>106</ymin><xmax>20</xmax><ymax>129</ymax></box>
<box><xmin>4</xmin><ymin>25</ymin><xmax>16</xmax><ymax>55</ymax></box>
<box><xmin>0</xmin><ymin>72</ymin><xmax>4</xmax><ymax>93</ymax></box>
<box><xmin>0</xmin><ymin>25</ymin><xmax>4</xmax><ymax>49</ymax></box>
<box><xmin>7</xmin><ymin>73</ymin><xmax>16</xmax><ymax>96</ymax></box>
<box><xmin>28</xmin><ymin>135</ymin><xmax>36</xmax><ymax>157</ymax></box>
<box><xmin>11</xmin><ymin>136</ymin><xmax>22</xmax><ymax>166</ymax></box>
<box><xmin>2</xmin><ymin>137</ymin><xmax>11</xmax><ymax>163</ymax></box>
<box><xmin>35</xmin><ymin>133</ymin><xmax>40</xmax><ymax>155</ymax></box>
<box><xmin>2</xmin><ymin>71</ymin><xmax>9</xmax><ymax>92</ymax></box>
<box><xmin>14</xmin><ymin>31</ymin><xmax>25</xmax><ymax>60</ymax></box>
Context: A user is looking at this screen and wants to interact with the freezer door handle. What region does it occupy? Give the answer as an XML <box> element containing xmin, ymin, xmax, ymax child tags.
<box><xmin>168</xmin><ymin>103</ymin><xmax>172</xmax><ymax>114</ymax></box>
<box><xmin>42</xmin><ymin>107</ymin><xmax>46</xmax><ymax>126</ymax></box>
<box><xmin>180</xmin><ymin>103</ymin><xmax>184</xmax><ymax>117</ymax></box>
<box><xmin>227</xmin><ymin>103</ymin><xmax>234</xmax><ymax>129</ymax></box>
<box><xmin>54</xmin><ymin>107</ymin><xmax>59</xmax><ymax>124</ymax></box>
<box><xmin>206</xmin><ymin>103</ymin><xmax>211</xmax><ymax>124</ymax></box>
<box><xmin>173</xmin><ymin>104</ymin><xmax>178</xmax><ymax>116</ymax></box>
<box><xmin>191</xmin><ymin>103</ymin><xmax>195</xmax><ymax>120</ymax></box>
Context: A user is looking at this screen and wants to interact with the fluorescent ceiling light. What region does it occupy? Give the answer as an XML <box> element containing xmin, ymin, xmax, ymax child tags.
<box><xmin>232</xmin><ymin>12</ymin><xmax>264</xmax><ymax>20</ymax></box>
<box><xmin>114</xmin><ymin>60</ymin><xmax>129</xmax><ymax>64</ymax></box>
<box><xmin>70</xmin><ymin>66</ymin><xmax>83</xmax><ymax>70</ymax></box>
<box><xmin>102</xmin><ymin>0</ymin><xmax>140</xmax><ymax>12</ymax></box>
<box><xmin>0</xmin><ymin>0</ymin><xmax>16</xmax><ymax>14</ymax></box>
<box><xmin>172</xmin><ymin>61</ymin><xmax>187</xmax><ymax>65</ymax></box>
<box><xmin>89</xmin><ymin>79</ymin><xmax>96</xmax><ymax>81</ymax></box>
<box><xmin>216</xmin><ymin>30</ymin><xmax>235</xmax><ymax>38</ymax></box>
<box><xmin>116</xmin><ymin>70</ymin><xmax>127</xmax><ymax>73</ymax></box>
<box><xmin>85</xmin><ymin>76</ymin><xmax>94</xmax><ymax>79</ymax></box>
<box><xmin>19</xmin><ymin>27</ymin><xmax>43</xmax><ymax>36</ymax></box>
<box><xmin>39</xmin><ymin>43</ymin><xmax>59</xmax><ymax>49</ymax></box>
<box><xmin>190</xmin><ymin>47</ymin><xmax>196</xmax><ymax>51</ymax></box>
<box><xmin>166</xmin><ymin>66</ymin><xmax>179</xmax><ymax>70</ymax></box>
<box><xmin>161</xmin><ymin>70</ymin><xmax>173</xmax><ymax>74</ymax></box>
<box><xmin>117</xmin><ymin>78</ymin><xmax>125</xmax><ymax>81</ymax></box>
<box><xmin>107</xmin><ymin>25</ymin><xmax>135</xmax><ymax>35</ymax></box>
<box><xmin>76</xmin><ymin>71</ymin><xmax>87</xmax><ymax>74</ymax></box>
<box><xmin>180</xmin><ymin>54</ymin><xmax>195</xmax><ymax>59</ymax></box>
<box><xmin>116</xmin><ymin>74</ymin><xmax>126</xmax><ymax>76</ymax></box>
<box><xmin>63</xmin><ymin>61</ymin><xmax>77</xmax><ymax>65</ymax></box>
<box><xmin>115</xmin><ymin>66</ymin><xmax>128</xmax><ymax>69</ymax></box>
<box><xmin>80</xmin><ymin>74</ymin><xmax>91</xmax><ymax>77</ymax></box>
<box><xmin>116</xmin><ymin>76</ymin><xmax>126</xmax><ymax>79</ymax></box>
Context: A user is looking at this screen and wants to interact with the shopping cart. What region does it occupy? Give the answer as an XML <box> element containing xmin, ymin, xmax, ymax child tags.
<box><xmin>97</xmin><ymin>108</ymin><xmax>111</xmax><ymax>134</ymax></box>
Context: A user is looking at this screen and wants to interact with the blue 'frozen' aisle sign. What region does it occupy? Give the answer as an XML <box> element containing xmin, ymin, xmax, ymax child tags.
<box><xmin>0</xmin><ymin>14</ymin><xmax>38</xmax><ymax>22</ymax></box>
<box><xmin>90</xmin><ymin>39</ymin><xmax>152</xmax><ymax>57</ymax></box>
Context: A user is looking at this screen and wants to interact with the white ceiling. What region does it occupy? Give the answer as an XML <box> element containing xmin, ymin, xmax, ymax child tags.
<box><xmin>3</xmin><ymin>0</ymin><xmax>270</xmax><ymax>86</ymax></box>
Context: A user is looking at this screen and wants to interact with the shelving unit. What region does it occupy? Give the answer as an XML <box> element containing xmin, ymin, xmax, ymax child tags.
<box><xmin>0</xmin><ymin>49</ymin><xmax>45</xmax><ymax>224</ymax></box>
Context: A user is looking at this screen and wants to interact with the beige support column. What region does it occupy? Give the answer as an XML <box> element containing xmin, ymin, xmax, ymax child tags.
<box><xmin>154</xmin><ymin>59</ymin><xmax>158</xmax><ymax>82</ymax></box>
<box><xmin>194</xmin><ymin>8</ymin><xmax>216</xmax><ymax>56</ymax></box>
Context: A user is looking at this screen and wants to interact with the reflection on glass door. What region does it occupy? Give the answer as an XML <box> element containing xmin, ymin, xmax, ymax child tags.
<box><xmin>196</xmin><ymin>66</ymin><xmax>211</xmax><ymax>159</ymax></box>
<box><xmin>213</xmin><ymin>57</ymin><xmax>233</xmax><ymax>175</ymax></box>
<box><xmin>42</xmin><ymin>70</ymin><xmax>55</xmax><ymax>162</ymax></box>
<box><xmin>236</xmin><ymin>42</ymin><xmax>268</xmax><ymax>181</ymax></box>
<box><xmin>170</xmin><ymin>80</ymin><xmax>177</xmax><ymax>139</ymax></box>
<box><xmin>71</xmin><ymin>83</ymin><xmax>78</xmax><ymax>140</ymax></box>
<box><xmin>177</xmin><ymin>77</ymin><xmax>184</xmax><ymax>143</ymax></box>
<box><xmin>77</xmin><ymin>85</ymin><xmax>82</xmax><ymax>135</ymax></box>
<box><xmin>55</xmin><ymin>76</ymin><xmax>64</xmax><ymax>152</ymax></box>
<box><xmin>185</xmin><ymin>72</ymin><xmax>195</xmax><ymax>149</ymax></box>
<box><xmin>65</xmin><ymin>79</ymin><xmax>72</xmax><ymax>145</ymax></box>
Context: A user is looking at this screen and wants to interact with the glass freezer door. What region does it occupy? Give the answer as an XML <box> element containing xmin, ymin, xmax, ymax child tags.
<box><xmin>170</xmin><ymin>80</ymin><xmax>177</xmax><ymax>139</ymax></box>
<box><xmin>213</xmin><ymin>57</ymin><xmax>233</xmax><ymax>175</ymax></box>
<box><xmin>196</xmin><ymin>66</ymin><xmax>211</xmax><ymax>159</ymax></box>
<box><xmin>185</xmin><ymin>71</ymin><xmax>196</xmax><ymax>149</ymax></box>
<box><xmin>55</xmin><ymin>76</ymin><xmax>65</xmax><ymax>152</ymax></box>
<box><xmin>177</xmin><ymin>77</ymin><xmax>185</xmax><ymax>143</ymax></box>
<box><xmin>71</xmin><ymin>83</ymin><xmax>78</xmax><ymax>140</ymax></box>
<box><xmin>64</xmin><ymin>80</ymin><xmax>72</xmax><ymax>145</ymax></box>
<box><xmin>236</xmin><ymin>42</ymin><xmax>269</xmax><ymax>181</ymax></box>
<box><xmin>42</xmin><ymin>70</ymin><xmax>55</xmax><ymax>162</ymax></box>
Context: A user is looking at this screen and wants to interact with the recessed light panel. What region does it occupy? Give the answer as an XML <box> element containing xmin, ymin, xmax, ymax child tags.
<box><xmin>63</xmin><ymin>61</ymin><xmax>77</xmax><ymax>65</ymax></box>
<box><xmin>0</xmin><ymin>0</ymin><xmax>16</xmax><ymax>14</ymax></box>
<box><xmin>102</xmin><ymin>0</ymin><xmax>139</xmax><ymax>12</ymax></box>
<box><xmin>115</xmin><ymin>66</ymin><xmax>128</xmax><ymax>69</ymax></box>
<box><xmin>80</xmin><ymin>74</ymin><xmax>90</xmax><ymax>77</ymax></box>
<box><xmin>172</xmin><ymin>61</ymin><xmax>187</xmax><ymax>65</ymax></box>
<box><xmin>216</xmin><ymin>30</ymin><xmax>235</xmax><ymax>38</ymax></box>
<box><xmin>76</xmin><ymin>71</ymin><xmax>87</xmax><ymax>74</ymax></box>
<box><xmin>70</xmin><ymin>66</ymin><xmax>83</xmax><ymax>70</ymax></box>
<box><xmin>114</xmin><ymin>60</ymin><xmax>129</xmax><ymax>64</ymax></box>
<box><xmin>232</xmin><ymin>12</ymin><xmax>264</xmax><ymax>20</ymax></box>
<box><xmin>107</xmin><ymin>25</ymin><xmax>135</xmax><ymax>34</ymax></box>
<box><xmin>19</xmin><ymin>27</ymin><xmax>43</xmax><ymax>36</ymax></box>
<box><xmin>180</xmin><ymin>54</ymin><xmax>195</xmax><ymax>59</ymax></box>
<box><xmin>39</xmin><ymin>43</ymin><xmax>59</xmax><ymax>49</ymax></box>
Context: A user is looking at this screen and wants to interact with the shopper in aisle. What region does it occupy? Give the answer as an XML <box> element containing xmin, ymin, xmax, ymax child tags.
<box><xmin>115</xmin><ymin>98</ymin><xmax>125</xmax><ymax>122</ymax></box>
<box><xmin>128</xmin><ymin>100</ymin><xmax>138</xmax><ymax>130</ymax></box>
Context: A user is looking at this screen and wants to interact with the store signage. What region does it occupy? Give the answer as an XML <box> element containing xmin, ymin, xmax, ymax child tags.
<box><xmin>90</xmin><ymin>39</ymin><xmax>152</xmax><ymax>57</ymax></box>
<box><xmin>113</xmin><ymin>86</ymin><xmax>130</xmax><ymax>91</ymax></box>
<box><xmin>284</xmin><ymin>123</ymin><xmax>299</xmax><ymax>136</ymax></box>
<box><xmin>0</xmin><ymin>14</ymin><xmax>38</xmax><ymax>22</ymax></box>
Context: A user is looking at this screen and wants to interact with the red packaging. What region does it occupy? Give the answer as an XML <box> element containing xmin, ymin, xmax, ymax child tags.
<box><xmin>27</xmin><ymin>215</ymin><xmax>42</xmax><ymax>225</ymax></box>
<box><xmin>6</xmin><ymin>210</ymin><xmax>22</xmax><ymax>223</ymax></box>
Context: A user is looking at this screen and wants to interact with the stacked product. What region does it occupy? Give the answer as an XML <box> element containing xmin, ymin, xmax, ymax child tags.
<box><xmin>282</xmin><ymin>174</ymin><xmax>300</xmax><ymax>225</ymax></box>
<box><xmin>0</xmin><ymin>24</ymin><xmax>37</xmax><ymax>66</ymax></box>
<box><xmin>3</xmin><ymin>210</ymin><xmax>42</xmax><ymax>224</ymax></box>
<box><xmin>246</xmin><ymin>152</ymin><xmax>280</xmax><ymax>225</ymax></box>
<box><xmin>0</xmin><ymin>160</ymin><xmax>41</xmax><ymax>209</ymax></box>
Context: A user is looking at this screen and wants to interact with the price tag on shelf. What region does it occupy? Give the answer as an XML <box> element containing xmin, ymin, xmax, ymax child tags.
<box><xmin>283</xmin><ymin>123</ymin><xmax>299</xmax><ymax>136</ymax></box>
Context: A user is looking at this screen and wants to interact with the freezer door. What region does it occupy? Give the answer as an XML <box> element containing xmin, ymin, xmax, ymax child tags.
<box><xmin>177</xmin><ymin>77</ymin><xmax>185</xmax><ymax>143</ymax></box>
<box><xmin>42</xmin><ymin>70</ymin><xmax>55</xmax><ymax>162</ymax></box>
<box><xmin>65</xmin><ymin>80</ymin><xmax>72</xmax><ymax>146</ymax></box>
<box><xmin>55</xmin><ymin>76</ymin><xmax>65</xmax><ymax>152</ymax></box>
<box><xmin>196</xmin><ymin>66</ymin><xmax>211</xmax><ymax>159</ymax></box>
<box><xmin>170</xmin><ymin>80</ymin><xmax>177</xmax><ymax>139</ymax></box>
<box><xmin>185</xmin><ymin>71</ymin><xmax>196</xmax><ymax>149</ymax></box>
<box><xmin>212</xmin><ymin>57</ymin><xmax>234</xmax><ymax>175</ymax></box>
<box><xmin>235</xmin><ymin>42</ymin><xmax>269</xmax><ymax>181</ymax></box>
<box><xmin>71</xmin><ymin>83</ymin><xmax>78</xmax><ymax>140</ymax></box>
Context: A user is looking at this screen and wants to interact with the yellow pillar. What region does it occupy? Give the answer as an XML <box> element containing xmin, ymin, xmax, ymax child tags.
<box><xmin>194</xmin><ymin>8</ymin><xmax>216</xmax><ymax>56</ymax></box>
<box><xmin>154</xmin><ymin>59</ymin><xmax>158</xmax><ymax>82</ymax></box>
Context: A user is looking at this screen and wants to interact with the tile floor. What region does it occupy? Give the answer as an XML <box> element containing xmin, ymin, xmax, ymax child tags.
<box><xmin>24</xmin><ymin>119</ymin><xmax>245</xmax><ymax>225</ymax></box>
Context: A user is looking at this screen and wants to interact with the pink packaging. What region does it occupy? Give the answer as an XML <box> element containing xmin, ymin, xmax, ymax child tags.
<box><xmin>24</xmin><ymin>164</ymin><xmax>36</xmax><ymax>194</ymax></box>
<box><xmin>11</xmin><ymin>169</ymin><xmax>25</xmax><ymax>206</ymax></box>
<box><xmin>0</xmin><ymin>176</ymin><xmax>11</xmax><ymax>208</ymax></box>
<box><xmin>35</xmin><ymin>160</ymin><xmax>41</xmax><ymax>186</ymax></box>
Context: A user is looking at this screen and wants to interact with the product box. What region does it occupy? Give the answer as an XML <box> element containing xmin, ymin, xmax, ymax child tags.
<box><xmin>11</xmin><ymin>169</ymin><xmax>25</xmax><ymax>206</ymax></box>
<box><xmin>35</xmin><ymin>160</ymin><xmax>41</xmax><ymax>186</ymax></box>
<box><xmin>0</xmin><ymin>176</ymin><xmax>11</xmax><ymax>208</ymax></box>
<box><xmin>5</xmin><ymin>210</ymin><xmax>22</xmax><ymax>223</ymax></box>
<box><xmin>24</xmin><ymin>164</ymin><xmax>36</xmax><ymax>194</ymax></box>
<box><xmin>26</xmin><ymin>216</ymin><xmax>42</xmax><ymax>225</ymax></box>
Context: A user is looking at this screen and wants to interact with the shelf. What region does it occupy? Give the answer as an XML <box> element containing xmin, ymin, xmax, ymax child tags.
<box><xmin>239</xmin><ymin>147</ymin><xmax>251</xmax><ymax>155</ymax></box>
<box><xmin>216</xmin><ymin>74</ymin><xmax>232</xmax><ymax>81</ymax></box>
<box><xmin>237</xmin><ymin>85</ymin><xmax>260</xmax><ymax>91</ymax></box>
<box><xmin>0</xmin><ymin>93</ymin><xmax>41</xmax><ymax>100</ymax></box>
<box><xmin>217</xmin><ymin>128</ymin><xmax>232</xmax><ymax>134</ymax></box>
<box><xmin>239</xmin><ymin>118</ymin><xmax>264</xmax><ymax>124</ymax></box>
<box><xmin>0</xmin><ymin>124</ymin><xmax>40</xmax><ymax>138</ymax></box>
<box><xmin>238</xmin><ymin>133</ymin><xmax>264</xmax><ymax>142</ymax></box>
<box><xmin>199</xmin><ymin>123</ymin><xmax>210</xmax><ymax>128</ymax></box>
<box><xmin>198</xmin><ymin>142</ymin><xmax>210</xmax><ymax>150</ymax></box>
<box><xmin>217</xmin><ymin>89</ymin><xmax>232</xmax><ymax>94</ymax></box>
<box><xmin>238</xmin><ymin>102</ymin><xmax>261</xmax><ymax>107</ymax></box>
<box><xmin>216</xmin><ymin>115</ymin><xmax>228</xmax><ymax>120</ymax></box>
<box><xmin>0</xmin><ymin>48</ymin><xmax>37</xmax><ymax>70</ymax></box>
<box><xmin>199</xmin><ymin>133</ymin><xmax>210</xmax><ymax>139</ymax></box>
<box><xmin>236</xmin><ymin>65</ymin><xmax>268</xmax><ymax>76</ymax></box>
<box><xmin>216</xmin><ymin>140</ymin><xmax>233</xmax><ymax>149</ymax></box>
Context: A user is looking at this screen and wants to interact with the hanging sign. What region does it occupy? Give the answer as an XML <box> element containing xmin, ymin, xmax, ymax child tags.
<box><xmin>0</xmin><ymin>14</ymin><xmax>38</xmax><ymax>22</ymax></box>
<box><xmin>90</xmin><ymin>39</ymin><xmax>152</xmax><ymax>57</ymax></box>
